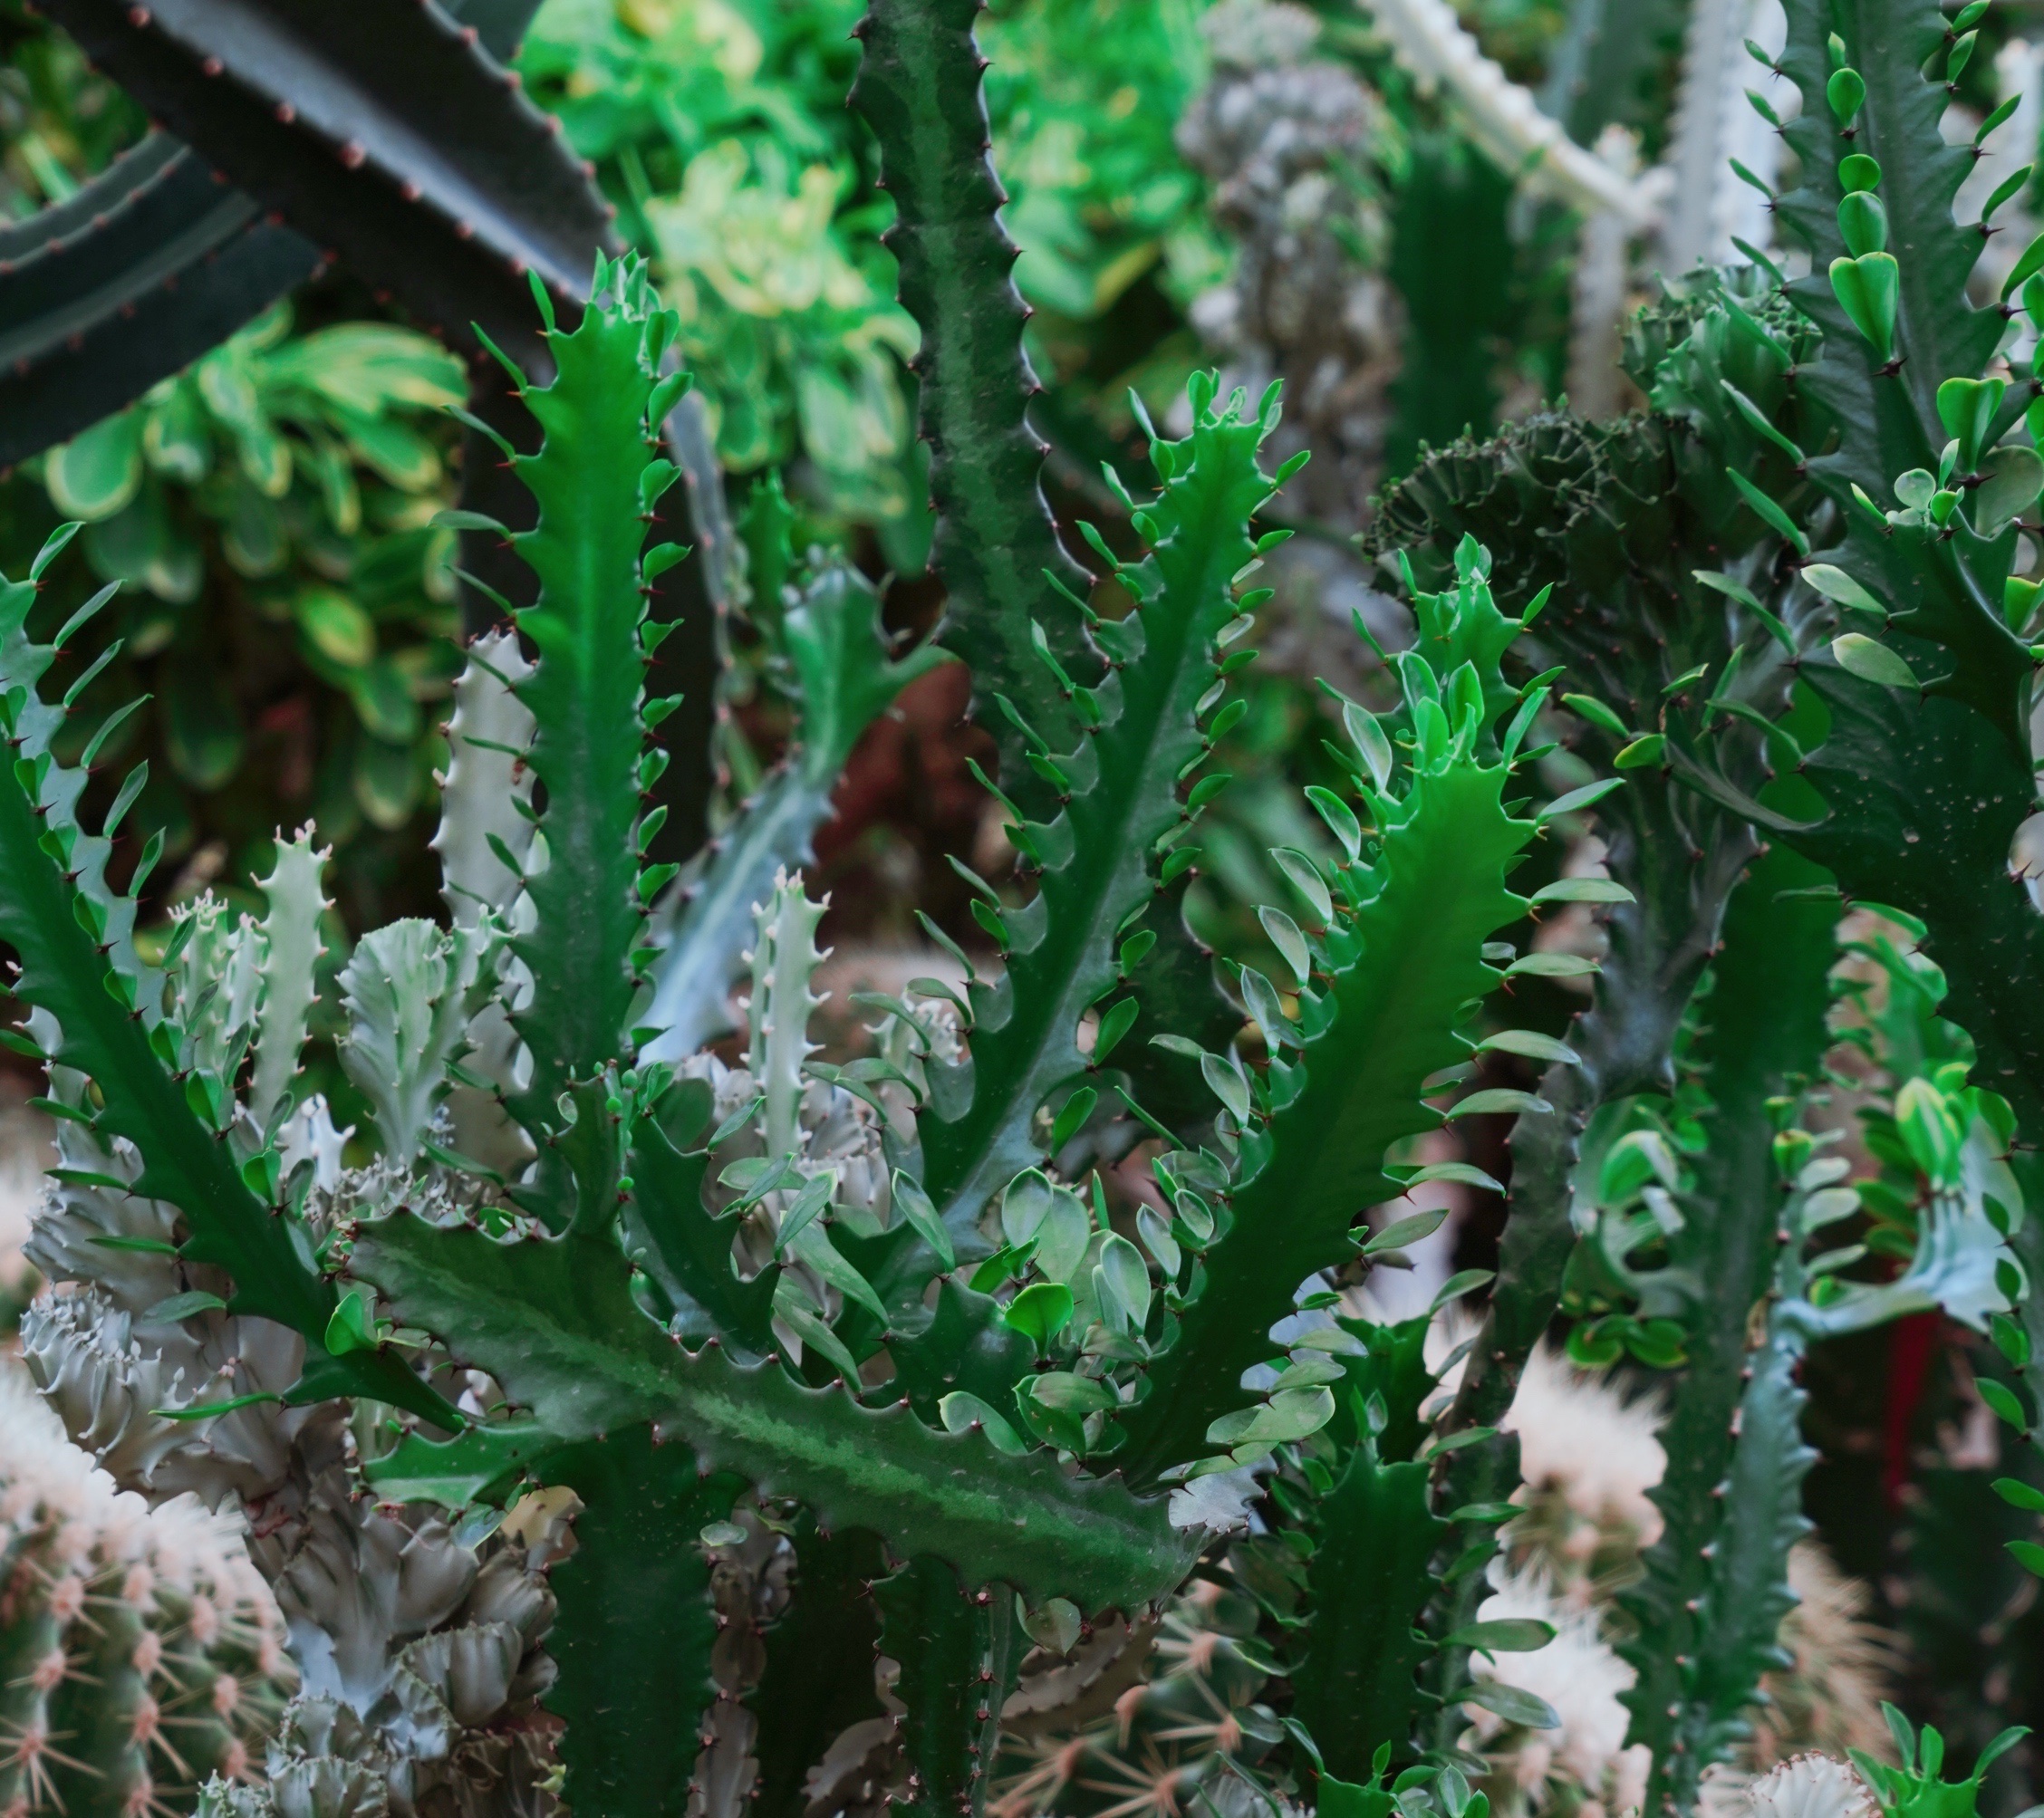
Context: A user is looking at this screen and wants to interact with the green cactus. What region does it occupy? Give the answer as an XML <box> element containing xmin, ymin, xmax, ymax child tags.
<box><xmin>21</xmin><ymin>0</ymin><xmax>2044</xmax><ymax>1813</ymax></box>
<box><xmin>0</xmin><ymin>1361</ymin><xmax>295</xmax><ymax>1818</ymax></box>
<box><xmin>5</xmin><ymin>199</ymin><xmax>1567</xmax><ymax>1810</ymax></box>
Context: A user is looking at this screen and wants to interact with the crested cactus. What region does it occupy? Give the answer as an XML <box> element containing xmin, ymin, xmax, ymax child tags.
<box><xmin>0</xmin><ymin>1360</ymin><xmax>295</xmax><ymax>1818</ymax></box>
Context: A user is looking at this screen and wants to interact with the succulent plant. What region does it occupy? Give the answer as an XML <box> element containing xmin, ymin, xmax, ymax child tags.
<box><xmin>6</xmin><ymin>5</ymin><xmax>2044</xmax><ymax>1818</ymax></box>
<box><xmin>0</xmin><ymin>1359</ymin><xmax>295</xmax><ymax>1818</ymax></box>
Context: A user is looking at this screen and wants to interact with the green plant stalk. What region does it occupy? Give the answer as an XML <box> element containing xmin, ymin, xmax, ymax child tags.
<box><xmin>1616</xmin><ymin>844</ymin><xmax>1838</xmax><ymax>1813</ymax></box>
<box><xmin>537</xmin><ymin>1431</ymin><xmax>747</xmax><ymax>1818</ymax></box>
<box><xmin>876</xmin><ymin>1556</ymin><xmax>1022</xmax><ymax>1818</ymax></box>
<box><xmin>1290</xmin><ymin>1409</ymin><xmax>1451</xmax><ymax>1779</ymax></box>
<box><xmin>847</xmin><ymin>0</ymin><xmax>1095</xmax><ymax>817</ymax></box>
<box><xmin>916</xmin><ymin>390</ymin><xmax>1285</xmax><ymax>1236</ymax></box>
<box><xmin>498</xmin><ymin>268</ymin><xmax>676</xmax><ymax>1127</ymax></box>
<box><xmin>1117</xmin><ymin>695</ymin><xmax>1537</xmax><ymax>1487</ymax></box>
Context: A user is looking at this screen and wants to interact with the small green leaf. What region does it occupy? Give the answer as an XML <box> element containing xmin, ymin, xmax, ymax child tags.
<box><xmin>1800</xmin><ymin>564</ymin><xmax>1886</xmax><ymax>619</ymax></box>
<box><xmin>1343</xmin><ymin>703</ymin><xmax>1393</xmax><ymax>789</ymax></box>
<box><xmin>1002</xmin><ymin>1281</ymin><xmax>1075</xmax><ymax>1349</ymax></box>
<box><xmin>1365</xmin><ymin>1207</ymin><xmax>1447</xmax><ymax>1255</ymax></box>
<box><xmin>325</xmin><ymin>1285</ymin><xmax>380</xmax><ymax>1355</ymax></box>
<box><xmin>1258</xmin><ymin>906</ymin><xmax>1311</xmax><ymax>985</ymax></box>
<box><xmin>1447</xmin><ymin>1090</ymin><xmax>1553</xmax><ymax>1119</ymax></box>
<box><xmin>1992</xmin><ymin>1477</ymin><xmax>2044</xmax><ymax>1513</ymax></box>
<box><xmin>1831</xmin><ymin>633</ymin><xmax>1919</xmax><ymax>691</ymax></box>
<box><xmin>938</xmin><ymin>1390</ymin><xmax>1032</xmax><ymax>1455</ymax></box>
<box><xmin>1096</xmin><ymin>1234</ymin><xmax>1152</xmax><ymax>1332</ymax></box>
<box><xmin>1613</xmin><ymin>734</ymin><xmax>1665</xmax><ymax>770</ymax></box>
<box><xmin>1530</xmin><ymin>877</ymin><xmax>1634</xmax><ymax>905</ymax></box>
<box><xmin>1980</xmin><ymin>1377</ymin><xmax>2031</xmax><ymax>1430</ymax></box>
<box><xmin>1829</xmin><ymin>252</ymin><xmax>1900</xmax><ymax>363</ymax></box>
<box><xmin>891</xmin><ymin>1170</ymin><xmax>956</xmax><ymax>1271</ymax></box>
<box><xmin>1271</xmin><ymin>848</ymin><xmax>1334</xmax><ymax>925</ymax></box>
<box><xmin>1403</xmin><ymin>1160</ymin><xmax>1504</xmax><ymax>1193</ymax></box>
<box><xmin>1445</xmin><ymin>1618</ymin><xmax>1557</xmax><ymax>1657</ymax></box>
<box><xmin>774</xmin><ymin>1171</ymin><xmax>836</xmax><ymax>1255</ymax></box>
<box><xmin>1505</xmin><ymin>952</ymin><xmax>1599</xmax><ymax>979</ymax></box>
<box><xmin>1464</xmin><ymin>1681</ymin><xmax>1561</xmax><ymax>1729</ymax></box>
<box><xmin>1049</xmin><ymin>1086</ymin><xmax>1098</xmax><ymax>1149</ymax></box>
<box><xmin>1728</xmin><ymin>467</ymin><xmax>1813</xmax><ymax>555</ymax></box>
<box><xmin>1200</xmin><ymin>1051</ymin><xmax>1253</xmax><ymax>1124</ymax></box>
<box><xmin>1539</xmin><ymin>778</ymin><xmax>1625</xmax><ymax>822</ymax></box>
<box><xmin>1431</xmin><ymin>1268</ymin><xmax>1496</xmax><ymax>1313</ymax></box>
<box><xmin>1477</xmin><ymin>1030</ymin><xmax>1579</xmax><ymax>1064</ymax></box>
<box><xmin>1826</xmin><ymin>64</ymin><xmax>1866</xmax><ymax>125</ymax></box>
<box><xmin>1027</xmin><ymin>1370</ymin><xmax>1116</xmax><ymax>1415</ymax></box>
<box><xmin>2007</xmin><ymin>1539</ymin><xmax>2044</xmax><ymax>1577</ymax></box>
<box><xmin>1561</xmin><ymin>692</ymin><xmax>1629</xmax><ymax>738</ymax></box>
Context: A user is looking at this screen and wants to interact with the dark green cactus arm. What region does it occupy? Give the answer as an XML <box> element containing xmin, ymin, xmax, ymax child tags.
<box><xmin>0</xmin><ymin>543</ymin><xmax>450</xmax><ymax>1426</ymax></box>
<box><xmin>1114</xmin><ymin>650</ymin><xmax>1539</xmax><ymax>1489</ymax></box>
<box><xmin>1289</xmin><ymin>1448</ymin><xmax>1449</xmax><ymax>1783</ymax></box>
<box><xmin>348</xmin><ymin>1215</ymin><xmax>1196</xmax><ymax>1608</ymax></box>
<box><xmin>749</xmin><ymin>1521</ymin><xmax>889</xmax><ymax>1818</ymax></box>
<box><xmin>0</xmin><ymin>133</ymin><xmax>319</xmax><ymax>464</ymax></box>
<box><xmin>32</xmin><ymin>0</ymin><xmax>613</xmax><ymax>361</ymax></box>
<box><xmin>641</xmin><ymin>564</ymin><xmax>951</xmax><ymax>1059</ymax></box>
<box><xmin>1615</xmin><ymin>847</ymin><xmax>1838</xmax><ymax>1812</ymax></box>
<box><xmin>874</xmin><ymin>1556</ymin><xmax>1021</xmax><ymax>1818</ymax></box>
<box><xmin>497</xmin><ymin>258</ymin><xmax>680</xmax><ymax>1124</ymax></box>
<box><xmin>1370</xmin><ymin>410</ymin><xmax>1824</xmax><ymax>1700</ymax></box>
<box><xmin>847</xmin><ymin>0</ymin><xmax>1095</xmax><ymax>814</ymax></box>
<box><xmin>915</xmin><ymin>386</ymin><xmax>1289</xmax><ymax>1236</ymax></box>
<box><xmin>442</xmin><ymin>0</ymin><xmax>547</xmax><ymax>58</ymax></box>
<box><xmin>1748</xmin><ymin>0</ymin><xmax>2044</xmax><ymax>1128</ymax></box>
<box><xmin>536</xmin><ymin>1431</ymin><xmax>745</xmax><ymax>1818</ymax></box>
<box><xmin>1772</xmin><ymin>0</ymin><xmax>2004</xmax><ymax>499</ymax></box>
<box><xmin>1663</xmin><ymin>1192</ymin><xmax>1821</xmax><ymax>1803</ymax></box>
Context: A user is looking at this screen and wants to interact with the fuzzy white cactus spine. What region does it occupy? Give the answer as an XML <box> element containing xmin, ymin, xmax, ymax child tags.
<box><xmin>0</xmin><ymin>1361</ymin><xmax>294</xmax><ymax>1818</ymax></box>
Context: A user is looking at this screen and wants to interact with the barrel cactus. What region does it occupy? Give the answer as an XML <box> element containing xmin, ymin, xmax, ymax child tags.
<box><xmin>0</xmin><ymin>1361</ymin><xmax>294</xmax><ymax>1818</ymax></box>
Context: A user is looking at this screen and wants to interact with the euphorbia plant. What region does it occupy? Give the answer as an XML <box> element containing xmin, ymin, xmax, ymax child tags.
<box><xmin>8</xmin><ymin>1</ymin><xmax>2043</xmax><ymax>1816</ymax></box>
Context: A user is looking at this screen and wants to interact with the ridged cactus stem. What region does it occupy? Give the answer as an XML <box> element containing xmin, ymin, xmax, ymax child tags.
<box><xmin>0</xmin><ymin>1366</ymin><xmax>294</xmax><ymax>1818</ymax></box>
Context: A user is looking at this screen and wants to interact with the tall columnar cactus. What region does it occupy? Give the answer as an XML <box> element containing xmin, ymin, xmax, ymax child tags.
<box><xmin>0</xmin><ymin>1363</ymin><xmax>295</xmax><ymax>1818</ymax></box>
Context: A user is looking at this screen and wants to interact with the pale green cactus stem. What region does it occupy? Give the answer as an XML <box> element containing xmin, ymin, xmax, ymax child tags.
<box><xmin>337</xmin><ymin>917</ymin><xmax>500</xmax><ymax>1170</ymax></box>
<box><xmin>246</xmin><ymin>831</ymin><xmax>329</xmax><ymax>1140</ymax></box>
<box><xmin>749</xmin><ymin>870</ymin><xmax>829</xmax><ymax>1170</ymax></box>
